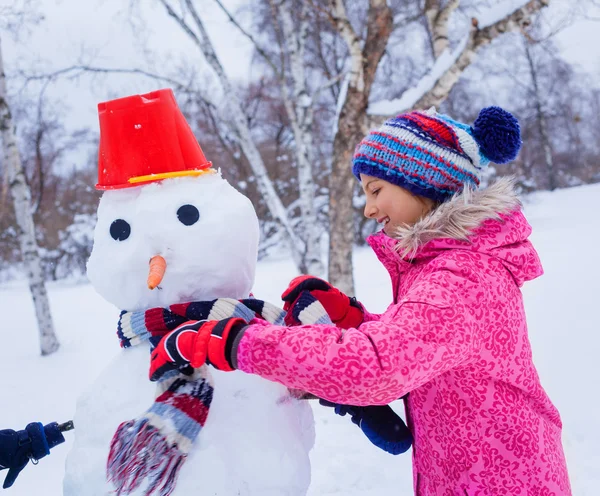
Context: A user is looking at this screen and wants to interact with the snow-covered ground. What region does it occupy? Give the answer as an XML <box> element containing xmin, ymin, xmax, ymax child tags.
<box><xmin>1</xmin><ymin>182</ymin><xmax>599</xmax><ymax>495</ymax></box>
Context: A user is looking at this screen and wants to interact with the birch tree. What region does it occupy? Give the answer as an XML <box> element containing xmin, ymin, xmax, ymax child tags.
<box><xmin>155</xmin><ymin>0</ymin><xmax>308</xmax><ymax>272</ymax></box>
<box><xmin>524</xmin><ymin>43</ymin><xmax>555</xmax><ymax>191</ymax></box>
<box><xmin>213</xmin><ymin>0</ymin><xmax>328</xmax><ymax>275</ymax></box>
<box><xmin>0</xmin><ymin>34</ymin><xmax>59</xmax><ymax>355</ymax></box>
<box><xmin>323</xmin><ymin>0</ymin><xmax>394</xmax><ymax>295</ymax></box>
<box><xmin>368</xmin><ymin>0</ymin><xmax>550</xmax><ymax>118</ymax></box>
<box><xmin>324</xmin><ymin>0</ymin><xmax>549</xmax><ymax>293</ymax></box>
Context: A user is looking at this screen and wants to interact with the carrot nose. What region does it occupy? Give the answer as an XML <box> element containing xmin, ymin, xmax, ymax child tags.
<box><xmin>147</xmin><ymin>255</ymin><xmax>167</xmax><ymax>290</ymax></box>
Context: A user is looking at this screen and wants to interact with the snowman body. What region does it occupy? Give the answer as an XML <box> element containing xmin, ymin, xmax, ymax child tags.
<box><xmin>63</xmin><ymin>174</ymin><xmax>315</xmax><ymax>495</ymax></box>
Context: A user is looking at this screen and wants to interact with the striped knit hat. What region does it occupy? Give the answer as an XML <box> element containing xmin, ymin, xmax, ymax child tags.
<box><xmin>352</xmin><ymin>106</ymin><xmax>521</xmax><ymax>203</ymax></box>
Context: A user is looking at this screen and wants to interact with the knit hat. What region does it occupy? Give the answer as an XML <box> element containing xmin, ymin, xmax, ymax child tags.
<box><xmin>352</xmin><ymin>106</ymin><xmax>521</xmax><ymax>203</ymax></box>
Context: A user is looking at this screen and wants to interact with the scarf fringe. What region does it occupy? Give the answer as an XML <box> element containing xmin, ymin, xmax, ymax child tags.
<box><xmin>107</xmin><ymin>419</ymin><xmax>186</xmax><ymax>496</ymax></box>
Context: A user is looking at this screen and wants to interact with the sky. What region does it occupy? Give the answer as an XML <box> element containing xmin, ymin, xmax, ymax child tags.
<box><xmin>2</xmin><ymin>0</ymin><xmax>254</xmax><ymax>135</ymax></box>
<box><xmin>547</xmin><ymin>1</ymin><xmax>600</xmax><ymax>75</ymax></box>
<box><xmin>1</xmin><ymin>0</ymin><xmax>598</xmax><ymax>153</ymax></box>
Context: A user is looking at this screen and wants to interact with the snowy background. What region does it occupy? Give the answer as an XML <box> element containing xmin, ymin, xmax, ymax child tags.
<box><xmin>2</xmin><ymin>0</ymin><xmax>600</xmax><ymax>493</ymax></box>
<box><xmin>1</xmin><ymin>182</ymin><xmax>599</xmax><ymax>495</ymax></box>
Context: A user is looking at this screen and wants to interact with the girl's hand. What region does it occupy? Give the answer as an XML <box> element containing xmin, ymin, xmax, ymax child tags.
<box><xmin>319</xmin><ymin>400</ymin><xmax>413</xmax><ymax>455</ymax></box>
<box><xmin>281</xmin><ymin>276</ymin><xmax>364</xmax><ymax>329</ymax></box>
<box><xmin>149</xmin><ymin>318</ymin><xmax>247</xmax><ymax>381</ymax></box>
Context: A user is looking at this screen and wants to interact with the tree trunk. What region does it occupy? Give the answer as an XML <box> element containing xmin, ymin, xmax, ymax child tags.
<box><xmin>211</xmin><ymin>0</ymin><xmax>325</xmax><ymax>275</ymax></box>
<box><xmin>278</xmin><ymin>0</ymin><xmax>324</xmax><ymax>276</ymax></box>
<box><xmin>526</xmin><ymin>44</ymin><xmax>555</xmax><ymax>191</ymax></box>
<box><xmin>0</xmin><ymin>35</ymin><xmax>59</xmax><ymax>356</ymax></box>
<box><xmin>328</xmin><ymin>87</ymin><xmax>368</xmax><ymax>295</ymax></box>
<box><xmin>327</xmin><ymin>0</ymin><xmax>393</xmax><ymax>295</ymax></box>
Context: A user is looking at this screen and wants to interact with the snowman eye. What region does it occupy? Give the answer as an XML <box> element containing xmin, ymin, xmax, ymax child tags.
<box><xmin>110</xmin><ymin>219</ymin><xmax>131</xmax><ymax>241</ymax></box>
<box><xmin>177</xmin><ymin>204</ymin><xmax>200</xmax><ymax>226</ymax></box>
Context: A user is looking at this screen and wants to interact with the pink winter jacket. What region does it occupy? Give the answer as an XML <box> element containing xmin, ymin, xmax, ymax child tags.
<box><xmin>236</xmin><ymin>179</ymin><xmax>571</xmax><ymax>495</ymax></box>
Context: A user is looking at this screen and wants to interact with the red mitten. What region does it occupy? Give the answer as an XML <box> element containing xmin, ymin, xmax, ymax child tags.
<box><xmin>281</xmin><ymin>276</ymin><xmax>364</xmax><ymax>329</ymax></box>
<box><xmin>149</xmin><ymin>318</ymin><xmax>247</xmax><ymax>381</ymax></box>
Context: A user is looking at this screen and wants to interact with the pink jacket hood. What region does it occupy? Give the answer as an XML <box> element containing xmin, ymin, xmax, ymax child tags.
<box><xmin>368</xmin><ymin>177</ymin><xmax>543</xmax><ymax>288</ymax></box>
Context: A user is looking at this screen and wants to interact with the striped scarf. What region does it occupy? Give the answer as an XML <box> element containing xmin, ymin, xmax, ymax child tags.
<box><xmin>106</xmin><ymin>297</ymin><xmax>329</xmax><ymax>496</ymax></box>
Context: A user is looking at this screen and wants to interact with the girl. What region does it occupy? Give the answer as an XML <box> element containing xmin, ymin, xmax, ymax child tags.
<box><xmin>149</xmin><ymin>106</ymin><xmax>571</xmax><ymax>495</ymax></box>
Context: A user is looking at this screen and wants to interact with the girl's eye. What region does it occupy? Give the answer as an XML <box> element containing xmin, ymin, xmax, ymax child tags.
<box><xmin>110</xmin><ymin>219</ymin><xmax>131</xmax><ymax>241</ymax></box>
<box><xmin>177</xmin><ymin>204</ymin><xmax>200</xmax><ymax>226</ymax></box>
<box><xmin>372</xmin><ymin>188</ymin><xmax>380</xmax><ymax>196</ymax></box>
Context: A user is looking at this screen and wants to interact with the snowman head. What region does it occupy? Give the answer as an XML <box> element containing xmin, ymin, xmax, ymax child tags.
<box><xmin>88</xmin><ymin>89</ymin><xmax>259</xmax><ymax>310</ymax></box>
<box><xmin>87</xmin><ymin>172</ymin><xmax>259</xmax><ymax>311</ymax></box>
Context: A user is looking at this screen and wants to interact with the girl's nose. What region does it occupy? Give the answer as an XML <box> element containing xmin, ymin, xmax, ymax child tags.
<box><xmin>364</xmin><ymin>201</ymin><xmax>377</xmax><ymax>219</ymax></box>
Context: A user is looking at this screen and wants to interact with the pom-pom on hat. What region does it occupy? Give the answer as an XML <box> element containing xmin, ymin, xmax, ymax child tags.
<box><xmin>352</xmin><ymin>106</ymin><xmax>521</xmax><ymax>202</ymax></box>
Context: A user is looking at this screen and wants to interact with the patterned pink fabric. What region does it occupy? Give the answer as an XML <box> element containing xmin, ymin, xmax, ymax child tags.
<box><xmin>237</xmin><ymin>209</ymin><xmax>571</xmax><ymax>495</ymax></box>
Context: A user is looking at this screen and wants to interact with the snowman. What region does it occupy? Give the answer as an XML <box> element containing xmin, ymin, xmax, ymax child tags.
<box><xmin>63</xmin><ymin>89</ymin><xmax>315</xmax><ymax>496</ymax></box>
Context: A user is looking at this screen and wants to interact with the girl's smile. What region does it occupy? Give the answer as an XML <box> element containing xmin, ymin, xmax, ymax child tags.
<box><xmin>360</xmin><ymin>174</ymin><xmax>435</xmax><ymax>235</ymax></box>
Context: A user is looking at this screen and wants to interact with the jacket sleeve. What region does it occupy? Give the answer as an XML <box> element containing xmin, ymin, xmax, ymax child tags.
<box><xmin>235</xmin><ymin>262</ymin><xmax>484</xmax><ymax>405</ymax></box>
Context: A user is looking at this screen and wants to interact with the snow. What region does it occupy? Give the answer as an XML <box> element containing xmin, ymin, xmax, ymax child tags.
<box><xmin>1</xmin><ymin>181</ymin><xmax>600</xmax><ymax>494</ymax></box>
<box><xmin>367</xmin><ymin>35</ymin><xmax>468</xmax><ymax>116</ymax></box>
<box><xmin>473</xmin><ymin>0</ymin><xmax>531</xmax><ymax>30</ymax></box>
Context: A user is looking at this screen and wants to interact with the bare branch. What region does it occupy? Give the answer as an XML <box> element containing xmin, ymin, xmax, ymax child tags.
<box><xmin>266</xmin><ymin>0</ymin><xmax>287</xmax><ymax>72</ymax></box>
<box><xmin>310</xmin><ymin>16</ymin><xmax>343</xmax><ymax>101</ymax></box>
<box><xmin>246</xmin><ymin>77</ymin><xmax>268</xmax><ymax>129</ymax></box>
<box><xmin>19</xmin><ymin>64</ymin><xmax>201</xmax><ymax>96</ymax></box>
<box><xmin>312</xmin><ymin>71</ymin><xmax>346</xmax><ymax>103</ymax></box>
<box><xmin>425</xmin><ymin>0</ymin><xmax>460</xmax><ymax>58</ymax></box>
<box><xmin>368</xmin><ymin>0</ymin><xmax>550</xmax><ymax>121</ymax></box>
<box><xmin>472</xmin><ymin>0</ymin><xmax>549</xmax><ymax>42</ymax></box>
<box><xmin>424</xmin><ymin>0</ymin><xmax>441</xmax><ymax>52</ymax></box>
<box><xmin>524</xmin><ymin>43</ymin><xmax>555</xmax><ymax>190</ymax></box>
<box><xmin>0</xmin><ymin>0</ymin><xmax>44</xmax><ymax>39</ymax></box>
<box><xmin>393</xmin><ymin>8</ymin><xmax>428</xmax><ymax>30</ymax></box>
<box><xmin>158</xmin><ymin>0</ymin><xmax>207</xmax><ymax>49</ymax></box>
<box><xmin>212</xmin><ymin>0</ymin><xmax>281</xmax><ymax>76</ymax></box>
<box><xmin>328</xmin><ymin>0</ymin><xmax>364</xmax><ymax>91</ymax></box>
<box><xmin>303</xmin><ymin>0</ymin><xmax>337</xmax><ymax>25</ymax></box>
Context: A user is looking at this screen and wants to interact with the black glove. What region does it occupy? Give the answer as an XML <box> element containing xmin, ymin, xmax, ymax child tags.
<box><xmin>319</xmin><ymin>400</ymin><xmax>412</xmax><ymax>455</ymax></box>
<box><xmin>0</xmin><ymin>422</ymin><xmax>65</xmax><ymax>489</ymax></box>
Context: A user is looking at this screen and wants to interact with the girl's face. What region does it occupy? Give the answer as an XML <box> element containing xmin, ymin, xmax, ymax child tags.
<box><xmin>360</xmin><ymin>174</ymin><xmax>435</xmax><ymax>235</ymax></box>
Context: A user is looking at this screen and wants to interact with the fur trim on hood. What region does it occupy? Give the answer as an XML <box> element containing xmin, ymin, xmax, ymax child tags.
<box><xmin>393</xmin><ymin>176</ymin><xmax>521</xmax><ymax>257</ymax></box>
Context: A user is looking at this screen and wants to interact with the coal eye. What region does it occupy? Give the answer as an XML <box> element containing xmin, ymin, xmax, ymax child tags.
<box><xmin>110</xmin><ymin>219</ymin><xmax>131</xmax><ymax>241</ymax></box>
<box><xmin>177</xmin><ymin>204</ymin><xmax>200</xmax><ymax>226</ymax></box>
